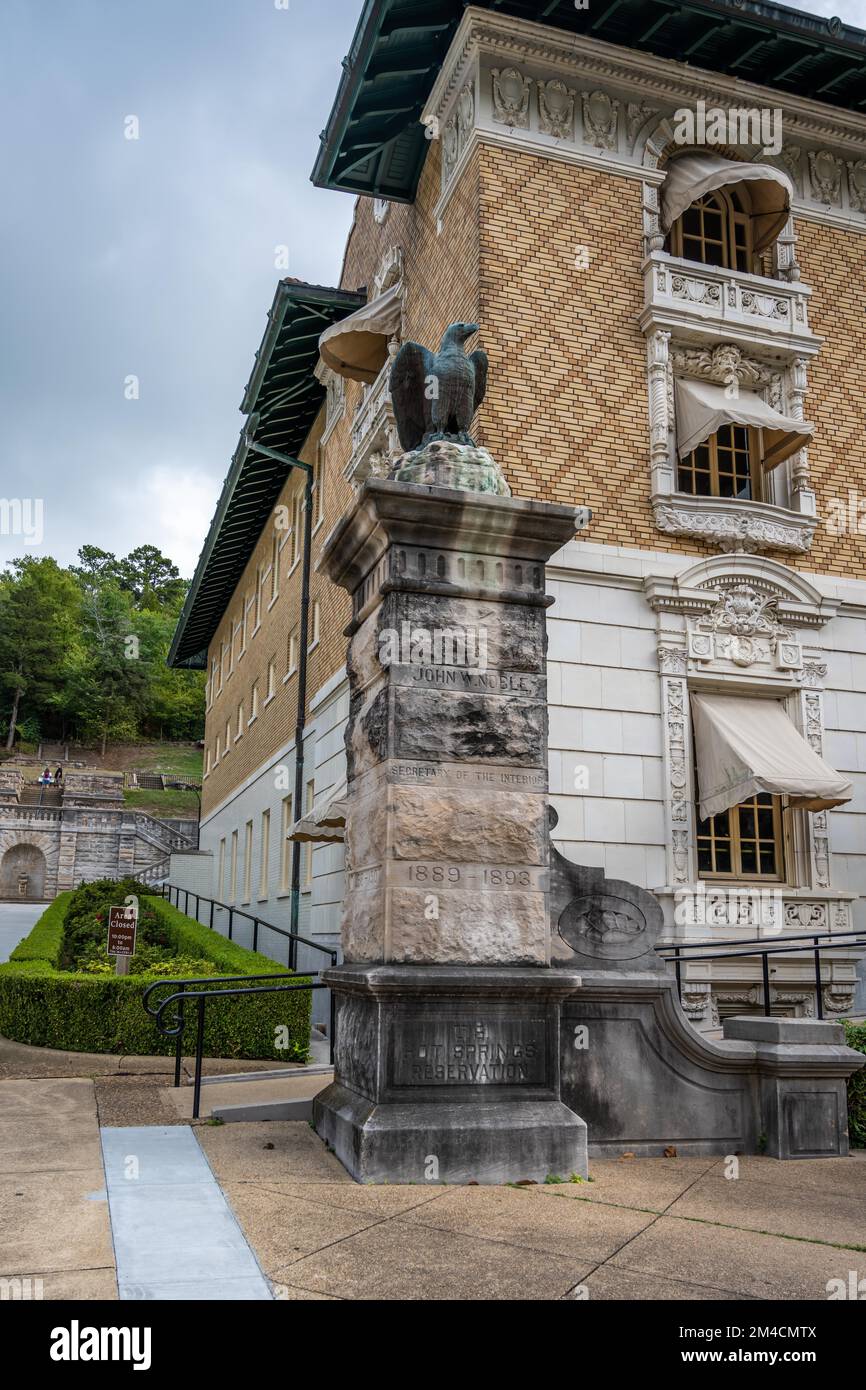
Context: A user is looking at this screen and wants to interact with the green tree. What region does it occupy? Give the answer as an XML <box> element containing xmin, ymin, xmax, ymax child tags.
<box><xmin>0</xmin><ymin>558</ymin><xmax>81</xmax><ymax>749</ymax></box>
<box><xmin>116</xmin><ymin>545</ymin><xmax>186</xmax><ymax>611</ymax></box>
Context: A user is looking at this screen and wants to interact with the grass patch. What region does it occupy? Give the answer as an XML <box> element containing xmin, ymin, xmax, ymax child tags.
<box><xmin>132</xmin><ymin>745</ymin><xmax>203</xmax><ymax>780</ymax></box>
<box><xmin>122</xmin><ymin>788</ymin><xmax>200</xmax><ymax>818</ymax></box>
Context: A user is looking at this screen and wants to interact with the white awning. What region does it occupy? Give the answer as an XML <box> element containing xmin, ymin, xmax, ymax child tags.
<box><xmin>288</xmin><ymin>780</ymin><xmax>347</xmax><ymax>843</ymax></box>
<box><xmin>661</xmin><ymin>153</ymin><xmax>792</xmax><ymax>252</ymax></box>
<box><xmin>691</xmin><ymin>693</ymin><xmax>852</xmax><ymax>821</ymax></box>
<box><xmin>318</xmin><ymin>282</ymin><xmax>402</xmax><ymax>384</ymax></box>
<box><xmin>675</xmin><ymin>378</ymin><xmax>813</xmax><ymax>471</ymax></box>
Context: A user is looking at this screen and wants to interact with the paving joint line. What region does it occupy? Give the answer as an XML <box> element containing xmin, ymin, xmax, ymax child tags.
<box><xmin>559</xmin><ymin>1156</ymin><xmax>724</xmax><ymax>1297</ymax></box>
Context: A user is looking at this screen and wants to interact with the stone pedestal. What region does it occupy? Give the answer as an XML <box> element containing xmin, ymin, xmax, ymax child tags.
<box><xmin>314</xmin><ymin>478</ymin><xmax>589</xmax><ymax>1183</ymax></box>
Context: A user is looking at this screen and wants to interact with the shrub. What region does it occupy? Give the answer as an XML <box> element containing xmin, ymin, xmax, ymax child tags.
<box><xmin>60</xmin><ymin>878</ymin><xmax>163</xmax><ymax>969</ymax></box>
<box><xmin>0</xmin><ymin>891</ymin><xmax>311</xmax><ymax>1062</ymax></box>
<box><xmin>844</xmin><ymin>1021</ymin><xmax>866</xmax><ymax>1149</ymax></box>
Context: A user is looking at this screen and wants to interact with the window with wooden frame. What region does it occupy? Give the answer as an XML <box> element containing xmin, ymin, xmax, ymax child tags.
<box><xmin>669</xmin><ymin>186</ymin><xmax>754</xmax><ymax>273</ymax></box>
<box><xmin>270</xmin><ymin>530</ymin><xmax>280</xmax><ymax>602</ymax></box>
<box><xmin>313</xmin><ymin>446</ymin><xmax>325</xmax><ymax>527</ymax></box>
<box><xmin>290</xmin><ymin>491</ymin><xmax>304</xmax><ymax>568</ymax></box>
<box><xmin>696</xmin><ymin>791</ymin><xmax>784</xmax><ymax>882</ymax></box>
<box><xmin>678</xmin><ymin>423</ymin><xmax>762</xmax><ymax>501</ymax></box>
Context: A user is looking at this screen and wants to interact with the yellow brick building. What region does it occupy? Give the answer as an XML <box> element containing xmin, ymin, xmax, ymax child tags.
<box><xmin>171</xmin><ymin>2</ymin><xmax>866</xmax><ymax>1029</ymax></box>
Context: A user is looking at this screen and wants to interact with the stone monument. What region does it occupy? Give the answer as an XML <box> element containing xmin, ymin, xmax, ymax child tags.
<box><xmin>313</xmin><ymin>324</ymin><xmax>591</xmax><ymax>1183</ymax></box>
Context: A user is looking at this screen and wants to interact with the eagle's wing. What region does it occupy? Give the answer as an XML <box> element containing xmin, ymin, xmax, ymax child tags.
<box><xmin>390</xmin><ymin>341</ymin><xmax>435</xmax><ymax>451</ymax></box>
<box><xmin>470</xmin><ymin>349</ymin><xmax>489</xmax><ymax>413</ymax></box>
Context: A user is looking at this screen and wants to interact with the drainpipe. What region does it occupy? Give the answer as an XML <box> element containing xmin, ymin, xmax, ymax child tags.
<box><xmin>243</xmin><ymin>423</ymin><xmax>313</xmax><ymax>950</ymax></box>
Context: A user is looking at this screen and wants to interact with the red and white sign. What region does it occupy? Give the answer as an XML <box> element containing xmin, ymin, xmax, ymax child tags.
<box><xmin>107</xmin><ymin>905</ymin><xmax>137</xmax><ymax>957</ymax></box>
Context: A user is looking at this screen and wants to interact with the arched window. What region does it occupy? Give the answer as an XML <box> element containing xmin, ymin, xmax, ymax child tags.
<box><xmin>668</xmin><ymin>185</ymin><xmax>754</xmax><ymax>273</ymax></box>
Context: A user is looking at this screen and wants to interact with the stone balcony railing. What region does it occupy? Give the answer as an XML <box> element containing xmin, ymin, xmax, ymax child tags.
<box><xmin>346</xmin><ymin>362</ymin><xmax>401</xmax><ymax>487</ymax></box>
<box><xmin>640</xmin><ymin>252</ymin><xmax>819</xmax><ymax>356</ymax></box>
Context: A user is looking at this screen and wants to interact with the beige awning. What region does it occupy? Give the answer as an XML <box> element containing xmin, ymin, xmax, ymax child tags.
<box><xmin>662</xmin><ymin>153</ymin><xmax>792</xmax><ymax>252</ymax></box>
<box><xmin>318</xmin><ymin>282</ymin><xmax>402</xmax><ymax>384</ymax></box>
<box><xmin>288</xmin><ymin>781</ymin><xmax>347</xmax><ymax>843</ymax></box>
<box><xmin>692</xmin><ymin>693</ymin><xmax>852</xmax><ymax>821</ymax></box>
<box><xmin>675</xmin><ymin>378</ymin><xmax>813</xmax><ymax>471</ymax></box>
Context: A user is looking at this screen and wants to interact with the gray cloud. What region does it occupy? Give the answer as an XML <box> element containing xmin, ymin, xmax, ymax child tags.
<box><xmin>2</xmin><ymin>0</ymin><xmax>863</xmax><ymax>575</ymax></box>
<box><xmin>0</xmin><ymin>0</ymin><xmax>359</xmax><ymax>575</ymax></box>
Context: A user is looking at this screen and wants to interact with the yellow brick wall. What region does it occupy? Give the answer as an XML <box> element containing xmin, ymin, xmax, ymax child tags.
<box><xmin>201</xmin><ymin>134</ymin><xmax>866</xmax><ymax>815</ymax></box>
<box><xmin>475</xmin><ymin>148</ymin><xmax>652</xmax><ymax>548</ymax></box>
<box><xmin>789</xmin><ymin>217</ymin><xmax>866</xmax><ymax>576</ymax></box>
<box><xmin>473</xmin><ymin>145</ymin><xmax>866</xmax><ymax>573</ymax></box>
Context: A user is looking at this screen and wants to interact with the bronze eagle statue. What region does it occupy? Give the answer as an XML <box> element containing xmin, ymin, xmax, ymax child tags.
<box><xmin>389</xmin><ymin>322</ymin><xmax>488</xmax><ymax>452</ymax></box>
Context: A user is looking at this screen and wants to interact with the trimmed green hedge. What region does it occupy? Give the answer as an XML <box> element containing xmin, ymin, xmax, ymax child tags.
<box><xmin>0</xmin><ymin>893</ymin><xmax>311</xmax><ymax>1062</ymax></box>
<box><xmin>844</xmin><ymin>1021</ymin><xmax>866</xmax><ymax>1150</ymax></box>
<box><xmin>9</xmin><ymin>892</ymin><xmax>72</xmax><ymax>964</ymax></box>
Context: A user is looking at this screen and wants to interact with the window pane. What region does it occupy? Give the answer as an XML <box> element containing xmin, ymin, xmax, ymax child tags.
<box><xmin>740</xmin><ymin>841</ymin><xmax>758</xmax><ymax>874</ymax></box>
<box><xmin>759</xmin><ymin>845</ymin><xmax>778</xmax><ymax>875</ymax></box>
<box><xmin>682</xmin><ymin>208</ymin><xmax>702</xmax><ymax>236</ymax></box>
<box><xmin>695</xmin><ymin>468</ymin><xmax>712</xmax><ymax>496</ymax></box>
<box><xmin>714</xmin><ymin>842</ymin><xmax>732</xmax><ymax>873</ymax></box>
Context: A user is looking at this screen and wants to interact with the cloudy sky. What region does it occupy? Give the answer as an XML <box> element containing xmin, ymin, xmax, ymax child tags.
<box><xmin>0</xmin><ymin>0</ymin><xmax>361</xmax><ymax>577</ymax></box>
<box><xmin>1</xmin><ymin>0</ymin><xmax>864</xmax><ymax>578</ymax></box>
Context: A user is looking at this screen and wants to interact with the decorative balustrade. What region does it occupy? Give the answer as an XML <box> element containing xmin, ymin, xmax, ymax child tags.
<box><xmin>347</xmin><ymin>362</ymin><xmax>401</xmax><ymax>486</ymax></box>
<box><xmin>641</xmin><ymin>252</ymin><xmax>818</xmax><ymax>354</ymax></box>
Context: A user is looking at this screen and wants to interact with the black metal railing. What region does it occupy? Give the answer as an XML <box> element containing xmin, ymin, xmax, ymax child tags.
<box><xmin>142</xmin><ymin>883</ymin><xmax>338</xmax><ymax>1117</ymax></box>
<box><xmin>158</xmin><ymin>882</ymin><xmax>336</xmax><ymax>973</ymax></box>
<box><xmin>143</xmin><ymin>972</ymin><xmax>334</xmax><ymax>1119</ymax></box>
<box><xmin>657</xmin><ymin>929</ymin><xmax>866</xmax><ymax>1021</ymax></box>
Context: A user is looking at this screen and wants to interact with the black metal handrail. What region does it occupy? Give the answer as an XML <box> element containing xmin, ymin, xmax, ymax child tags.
<box><xmin>143</xmin><ymin>972</ymin><xmax>334</xmax><ymax>1119</ymax></box>
<box><xmin>158</xmin><ymin>882</ymin><xmax>336</xmax><ymax>972</ymax></box>
<box><xmin>657</xmin><ymin>930</ymin><xmax>866</xmax><ymax>1021</ymax></box>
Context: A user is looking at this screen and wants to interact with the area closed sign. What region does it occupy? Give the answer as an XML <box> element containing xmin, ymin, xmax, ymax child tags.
<box><xmin>107</xmin><ymin>906</ymin><xmax>137</xmax><ymax>957</ymax></box>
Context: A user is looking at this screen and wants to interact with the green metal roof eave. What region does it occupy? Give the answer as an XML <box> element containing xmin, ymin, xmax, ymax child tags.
<box><xmin>312</xmin><ymin>0</ymin><xmax>866</xmax><ymax>203</ymax></box>
<box><xmin>168</xmin><ymin>281</ymin><xmax>366</xmax><ymax>670</ymax></box>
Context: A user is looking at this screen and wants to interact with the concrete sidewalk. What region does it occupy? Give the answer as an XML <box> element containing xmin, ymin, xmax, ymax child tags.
<box><xmin>195</xmin><ymin>1121</ymin><xmax>866</xmax><ymax>1301</ymax></box>
<box><xmin>0</xmin><ymin>1077</ymin><xmax>117</xmax><ymax>1299</ymax></box>
<box><xmin>2</xmin><ymin>1068</ymin><xmax>864</xmax><ymax>1301</ymax></box>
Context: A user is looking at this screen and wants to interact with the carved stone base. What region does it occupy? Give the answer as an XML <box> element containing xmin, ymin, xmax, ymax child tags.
<box><xmin>312</xmin><ymin>963</ymin><xmax>588</xmax><ymax>1184</ymax></box>
<box><xmin>560</xmin><ymin>971</ymin><xmax>863</xmax><ymax>1159</ymax></box>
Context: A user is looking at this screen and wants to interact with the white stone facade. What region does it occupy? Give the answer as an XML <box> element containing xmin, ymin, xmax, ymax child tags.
<box><xmin>193</xmin><ymin>536</ymin><xmax>865</xmax><ymax>1032</ymax></box>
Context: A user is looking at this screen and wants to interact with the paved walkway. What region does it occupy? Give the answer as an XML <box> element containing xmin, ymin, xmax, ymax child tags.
<box><xmin>0</xmin><ymin>1078</ymin><xmax>116</xmax><ymax>1298</ymax></box>
<box><xmin>101</xmin><ymin>1126</ymin><xmax>271</xmax><ymax>1300</ymax></box>
<box><xmin>194</xmin><ymin>1122</ymin><xmax>866</xmax><ymax>1301</ymax></box>
<box><xmin>2</xmin><ymin>1071</ymin><xmax>864</xmax><ymax>1301</ymax></box>
<box><xmin>0</xmin><ymin>902</ymin><xmax>46</xmax><ymax>962</ymax></box>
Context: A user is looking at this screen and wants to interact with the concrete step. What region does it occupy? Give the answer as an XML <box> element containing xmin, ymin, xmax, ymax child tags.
<box><xmin>198</xmin><ymin>1062</ymin><xmax>333</xmax><ymax>1086</ymax></box>
<box><xmin>163</xmin><ymin>1069</ymin><xmax>333</xmax><ymax>1122</ymax></box>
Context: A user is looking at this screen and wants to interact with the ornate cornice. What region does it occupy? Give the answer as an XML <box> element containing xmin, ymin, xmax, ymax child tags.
<box><xmin>425</xmin><ymin>8</ymin><xmax>866</xmax><ymax>235</ymax></box>
<box><xmin>425</xmin><ymin>8</ymin><xmax>866</xmax><ymax>150</ymax></box>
